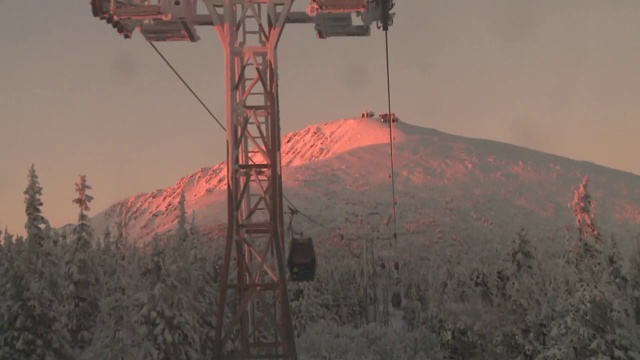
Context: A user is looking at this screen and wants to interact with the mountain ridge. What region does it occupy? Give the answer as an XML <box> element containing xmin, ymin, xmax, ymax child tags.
<box><xmin>68</xmin><ymin>117</ymin><xmax>640</xmax><ymax>253</ymax></box>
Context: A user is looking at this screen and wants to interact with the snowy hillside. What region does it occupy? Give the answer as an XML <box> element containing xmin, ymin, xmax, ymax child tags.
<box><xmin>78</xmin><ymin>117</ymin><xmax>640</xmax><ymax>253</ymax></box>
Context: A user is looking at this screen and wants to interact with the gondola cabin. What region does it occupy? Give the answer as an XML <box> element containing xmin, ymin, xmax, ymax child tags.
<box><xmin>287</xmin><ymin>237</ymin><xmax>317</xmax><ymax>282</ymax></box>
<box><xmin>391</xmin><ymin>291</ymin><xmax>402</xmax><ymax>309</ymax></box>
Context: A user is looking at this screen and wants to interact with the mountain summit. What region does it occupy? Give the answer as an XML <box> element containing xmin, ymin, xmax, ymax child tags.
<box><xmin>83</xmin><ymin>117</ymin><xmax>640</xmax><ymax>252</ymax></box>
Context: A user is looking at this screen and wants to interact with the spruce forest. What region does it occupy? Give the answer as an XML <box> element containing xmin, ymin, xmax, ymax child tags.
<box><xmin>2</xmin><ymin>164</ymin><xmax>640</xmax><ymax>360</ymax></box>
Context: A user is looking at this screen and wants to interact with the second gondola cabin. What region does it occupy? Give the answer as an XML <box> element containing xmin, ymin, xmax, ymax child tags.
<box><xmin>287</xmin><ymin>237</ymin><xmax>317</xmax><ymax>282</ymax></box>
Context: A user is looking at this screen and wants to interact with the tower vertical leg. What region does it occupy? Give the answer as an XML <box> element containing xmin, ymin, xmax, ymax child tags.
<box><xmin>203</xmin><ymin>1</ymin><xmax>297</xmax><ymax>359</ymax></box>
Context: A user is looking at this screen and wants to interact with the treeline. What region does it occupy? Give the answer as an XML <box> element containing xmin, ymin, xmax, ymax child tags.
<box><xmin>1</xmin><ymin>165</ymin><xmax>640</xmax><ymax>359</ymax></box>
<box><xmin>292</xmin><ymin>177</ymin><xmax>640</xmax><ymax>360</ymax></box>
<box><xmin>1</xmin><ymin>165</ymin><xmax>223</xmax><ymax>359</ymax></box>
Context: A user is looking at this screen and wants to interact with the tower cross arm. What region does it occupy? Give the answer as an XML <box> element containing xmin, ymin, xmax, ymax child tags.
<box><xmin>91</xmin><ymin>0</ymin><xmax>392</xmax><ymax>41</ymax></box>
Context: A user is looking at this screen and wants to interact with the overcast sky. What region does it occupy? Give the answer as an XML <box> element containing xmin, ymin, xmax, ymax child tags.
<box><xmin>2</xmin><ymin>0</ymin><xmax>639</xmax><ymax>236</ymax></box>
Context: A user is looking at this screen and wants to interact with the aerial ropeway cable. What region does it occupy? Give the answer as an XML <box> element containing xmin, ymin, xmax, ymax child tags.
<box><xmin>146</xmin><ymin>41</ymin><xmax>333</xmax><ymax>232</ymax></box>
<box><xmin>378</xmin><ymin>0</ymin><xmax>402</xmax><ymax>310</ymax></box>
<box><xmin>92</xmin><ymin>1</ymin><xmax>398</xmax><ymax>356</ymax></box>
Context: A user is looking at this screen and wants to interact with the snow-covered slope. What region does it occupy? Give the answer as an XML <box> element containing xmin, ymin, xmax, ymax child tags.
<box><xmin>78</xmin><ymin>117</ymin><xmax>640</xmax><ymax>254</ymax></box>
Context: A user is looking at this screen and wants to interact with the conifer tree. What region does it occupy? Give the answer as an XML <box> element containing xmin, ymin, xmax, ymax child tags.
<box><xmin>114</xmin><ymin>218</ymin><xmax>126</xmax><ymax>266</ymax></box>
<box><xmin>568</xmin><ymin>176</ymin><xmax>603</xmax><ymax>280</ymax></box>
<box><xmin>66</xmin><ymin>174</ymin><xmax>99</xmax><ymax>354</ymax></box>
<box><xmin>89</xmin><ymin>223</ymin><xmax>141</xmax><ymax>359</ymax></box>
<box><xmin>0</xmin><ymin>230</ymin><xmax>4</xmax><ymax>287</ymax></box>
<box><xmin>0</xmin><ymin>228</ymin><xmax>9</xmax><ymax>356</ymax></box>
<box><xmin>2</xmin><ymin>227</ymin><xmax>14</xmax><ymax>244</ymax></box>
<box><xmin>37</xmin><ymin>225</ymin><xmax>72</xmax><ymax>358</ymax></box>
<box><xmin>103</xmin><ymin>225</ymin><xmax>112</xmax><ymax>244</ymax></box>
<box><xmin>189</xmin><ymin>210</ymin><xmax>200</xmax><ymax>239</ymax></box>
<box><xmin>175</xmin><ymin>191</ymin><xmax>188</xmax><ymax>243</ymax></box>
<box><xmin>24</xmin><ymin>163</ymin><xmax>49</xmax><ymax>248</ymax></box>
<box><xmin>541</xmin><ymin>177</ymin><xmax>638</xmax><ymax>359</ymax></box>
<box><xmin>603</xmin><ymin>235</ymin><xmax>639</xmax><ymax>358</ymax></box>
<box><xmin>71</xmin><ymin>174</ymin><xmax>94</xmax><ymax>252</ymax></box>
<box><xmin>630</xmin><ymin>238</ymin><xmax>640</xmax><ymax>325</ymax></box>
<box><xmin>604</xmin><ymin>235</ymin><xmax>627</xmax><ymax>293</ymax></box>
<box><xmin>2</xmin><ymin>165</ymin><xmax>71</xmax><ymax>359</ymax></box>
<box><xmin>185</xmin><ymin>209</ymin><xmax>218</xmax><ymax>356</ymax></box>
<box><xmin>139</xmin><ymin>235</ymin><xmax>200</xmax><ymax>359</ymax></box>
<box><xmin>494</xmin><ymin>228</ymin><xmax>551</xmax><ymax>359</ymax></box>
<box><xmin>0</xmin><ymin>229</ymin><xmax>23</xmax><ymax>358</ymax></box>
<box><xmin>58</xmin><ymin>228</ymin><xmax>68</xmax><ymax>247</ymax></box>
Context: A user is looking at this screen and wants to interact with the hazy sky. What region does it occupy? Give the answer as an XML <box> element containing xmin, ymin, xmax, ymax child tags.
<box><xmin>2</xmin><ymin>0</ymin><xmax>640</xmax><ymax>236</ymax></box>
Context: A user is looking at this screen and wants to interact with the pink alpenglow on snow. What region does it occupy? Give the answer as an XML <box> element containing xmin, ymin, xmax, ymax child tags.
<box><xmin>69</xmin><ymin>118</ymin><xmax>640</xmax><ymax>257</ymax></box>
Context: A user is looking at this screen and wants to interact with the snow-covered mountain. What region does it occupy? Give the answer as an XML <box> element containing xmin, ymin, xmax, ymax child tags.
<box><xmin>80</xmin><ymin>117</ymin><xmax>640</xmax><ymax>255</ymax></box>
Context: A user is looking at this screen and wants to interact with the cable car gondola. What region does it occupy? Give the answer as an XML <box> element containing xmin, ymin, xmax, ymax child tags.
<box><xmin>391</xmin><ymin>261</ymin><xmax>401</xmax><ymax>309</ymax></box>
<box><xmin>391</xmin><ymin>291</ymin><xmax>401</xmax><ymax>309</ymax></box>
<box><xmin>287</xmin><ymin>237</ymin><xmax>317</xmax><ymax>282</ymax></box>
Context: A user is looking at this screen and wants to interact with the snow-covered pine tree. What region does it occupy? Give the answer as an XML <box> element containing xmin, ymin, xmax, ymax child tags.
<box><xmin>103</xmin><ymin>225</ymin><xmax>112</xmax><ymax>244</ymax></box>
<box><xmin>2</xmin><ymin>227</ymin><xmax>13</xmax><ymax>244</ymax></box>
<box><xmin>45</xmin><ymin>223</ymin><xmax>60</xmax><ymax>247</ymax></box>
<box><xmin>87</xmin><ymin>221</ymin><xmax>142</xmax><ymax>359</ymax></box>
<box><xmin>71</xmin><ymin>174</ymin><xmax>94</xmax><ymax>251</ymax></box>
<box><xmin>0</xmin><ymin>228</ymin><xmax>9</xmax><ymax>356</ymax></box>
<box><xmin>289</xmin><ymin>279</ymin><xmax>331</xmax><ymax>337</ymax></box>
<box><xmin>163</xmin><ymin>191</ymin><xmax>207</xmax><ymax>355</ymax></box>
<box><xmin>548</xmin><ymin>177</ymin><xmax>609</xmax><ymax>358</ymax></box>
<box><xmin>58</xmin><ymin>228</ymin><xmax>68</xmax><ymax>247</ymax></box>
<box><xmin>37</xmin><ymin>223</ymin><xmax>72</xmax><ymax>358</ymax></box>
<box><xmin>24</xmin><ymin>163</ymin><xmax>49</xmax><ymax>248</ymax></box>
<box><xmin>138</xmin><ymin>235</ymin><xmax>201</xmax><ymax>359</ymax></box>
<box><xmin>421</xmin><ymin>242</ymin><xmax>485</xmax><ymax>359</ymax></box>
<box><xmin>175</xmin><ymin>191</ymin><xmax>188</xmax><ymax>243</ymax></box>
<box><xmin>604</xmin><ymin>235</ymin><xmax>627</xmax><ymax>293</ymax></box>
<box><xmin>0</xmin><ymin>232</ymin><xmax>26</xmax><ymax>359</ymax></box>
<box><xmin>602</xmin><ymin>235</ymin><xmax>640</xmax><ymax>358</ymax></box>
<box><xmin>2</xmin><ymin>165</ymin><xmax>72</xmax><ymax>359</ymax></box>
<box><xmin>0</xmin><ymin>227</ymin><xmax>4</xmax><ymax>272</ymax></box>
<box><xmin>66</xmin><ymin>174</ymin><xmax>100</xmax><ymax>355</ymax></box>
<box><xmin>493</xmin><ymin>227</ymin><xmax>551</xmax><ymax>360</ymax></box>
<box><xmin>190</xmin><ymin>223</ymin><xmax>220</xmax><ymax>357</ymax></box>
<box><xmin>0</xmin><ymin>229</ymin><xmax>23</xmax><ymax>359</ymax></box>
<box><xmin>568</xmin><ymin>176</ymin><xmax>604</xmax><ymax>281</ymax></box>
<box><xmin>175</xmin><ymin>207</ymin><xmax>218</xmax><ymax>355</ymax></box>
<box><xmin>114</xmin><ymin>218</ymin><xmax>126</xmax><ymax>269</ymax></box>
<box><xmin>85</xmin><ymin>253</ymin><xmax>117</xmax><ymax>358</ymax></box>
<box><xmin>511</xmin><ymin>228</ymin><xmax>536</xmax><ymax>274</ymax></box>
<box><xmin>630</xmin><ymin>237</ymin><xmax>640</xmax><ymax>325</ymax></box>
<box><xmin>0</xmin><ymin>228</ymin><xmax>3</xmax><ymax>282</ymax></box>
<box><xmin>540</xmin><ymin>177</ymin><xmax>637</xmax><ymax>359</ymax></box>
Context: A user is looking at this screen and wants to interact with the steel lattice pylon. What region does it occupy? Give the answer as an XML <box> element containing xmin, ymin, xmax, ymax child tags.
<box><xmin>201</xmin><ymin>1</ymin><xmax>297</xmax><ymax>359</ymax></box>
<box><xmin>89</xmin><ymin>1</ymin><xmax>393</xmax><ymax>358</ymax></box>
